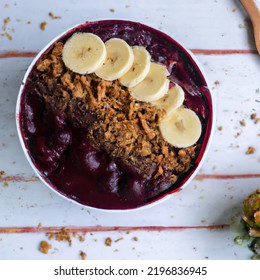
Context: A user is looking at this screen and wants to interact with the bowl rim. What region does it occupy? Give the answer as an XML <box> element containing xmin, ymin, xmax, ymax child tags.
<box><xmin>16</xmin><ymin>19</ymin><xmax>216</xmax><ymax>213</ymax></box>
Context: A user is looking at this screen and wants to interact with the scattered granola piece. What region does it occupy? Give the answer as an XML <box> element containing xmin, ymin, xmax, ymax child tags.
<box><xmin>245</xmin><ymin>146</ymin><xmax>256</xmax><ymax>155</ymax></box>
<box><xmin>39</xmin><ymin>241</ymin><xmax>52</xmax><ymax>254</ymax></box>
<box><xmin>37</xmin><ymin>223</ymin><xmax>42</xmax><ymax>229</ymax></box>
<box><xmin>109</xmin><ymin>8</ymin><xmax>115</xmax><ymax>12</ymax></box>
<box><xmin>3</xmin><ymin>182</ymin><xmax>8</xmax><ymax>187</ymax></box>
<box><xmin>214</xmin><ymin>81</ymin><xmax>219</xmax><ymax>85</ymax></box>
<box><xmin>240</xmin><ymin>120</ymin><xmax>246</xmax><ymax>126</ymax></box>
<box><xmin>40</xmin><ymin>21</ymin><xmax>47</xmax><ymax>30</ymax></box>
<box><xmin>46</xmin><ymin>228</ymin><xmax>72</xmax><ymax>245</ymax></box>
<box><xmin>54</xmin><ymin>228</ymin><xmax>72</xmax><ymax>246</ymax></box>
<box><xmin>47</xmin><ymin>232</ymin><xmax>54</xmax><ymax>240</ymax></box>
<box><xmin>4</xmin><ymin>32</ymin><xmax>12</xmax><ymax>40</ymax></box>
<box><xmin>114</xmin><ymin>249</ymin><xmax>119</xmax><ymax>252</ymax></box>
<box><xmin>0</xmin><ymin>171</ymin><xmax>6</xmax><ymax>176</ymax></box>
<box><xmin>217</xmin><ymin>126</ymin><xmax>223</xmax><ymax>131</ymax></box>
<box><xmin>232</xmin><ymin>8</ymin><xmax>236</xmax><ymax>12</ymax></box>
<box><xmin>3</xmin><ymin>17</ymin><xmax>10</xmax><ymax>31</ymax></box>
<box><xmin>80</xmin><ymin>251</ymin><xmax>86</xmax><ymax>260</ymax></box>
<box><xmin>114</xmin><ymin>237</ymin><xmax>124</xmax><ymax>243</ymax></box>
<box><xmin>27</xmin><ymin>21</ymin><xmax>31</xmax><ymax>24</ymax></box>
<box><xmin>49</xmin><ymin>12</ymin><xmax>61</xmax><ymax>19</ymax></box>
<box><xmin>133</xmin><ymin>237</ymin><xmax>138</xmax><ymax>241</ymax></box>
<box><xmin>251</xmin><ymin>113</ymin><xmax>260</xmax><ymax>124</ymax></box>
<box><xmin>78</xmin><ymin>234</ymin><xmax>86</xmax><ymax>242</ymax></box>
<box><xmin>105</xmin><ymin>237</ymin><xmax>112</xmax><ymax>246</ymax></box>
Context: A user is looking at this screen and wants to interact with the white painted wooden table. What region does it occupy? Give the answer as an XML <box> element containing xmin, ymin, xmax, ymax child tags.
<box><xmin>0</xmin><ymin>0</ymin><xmax>260</xmax><ymax>260</ymax></box>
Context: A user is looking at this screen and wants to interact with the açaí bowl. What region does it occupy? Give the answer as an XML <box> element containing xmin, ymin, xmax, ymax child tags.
<box><xmin>16</xmin><ymin>20</ymin><xmax>215</xmax><ymax>211</ymax></box>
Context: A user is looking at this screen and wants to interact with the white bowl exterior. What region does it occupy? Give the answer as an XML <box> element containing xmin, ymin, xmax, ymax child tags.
<box><xmin>16</xmin><ymin>22</ymin><xmax>216</xmax><ymax>213</ymax></box>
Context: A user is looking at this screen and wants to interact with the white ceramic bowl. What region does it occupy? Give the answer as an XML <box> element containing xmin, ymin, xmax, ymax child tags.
<box><xmin>16</xmin><ymin>20</ymin><xmax>215</xmax><ymax>212</ymax></box>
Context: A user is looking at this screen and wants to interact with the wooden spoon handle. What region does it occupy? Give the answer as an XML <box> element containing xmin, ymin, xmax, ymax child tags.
<box><xmin>240</xmin><ymin>0</ymin><xmax>260</xmax><ymax>54</ymax></box>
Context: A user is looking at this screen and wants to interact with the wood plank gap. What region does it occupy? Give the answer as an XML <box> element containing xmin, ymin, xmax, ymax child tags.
<box><xmin>0</xmin><ymin>225</ymin><xmax>229</xmax><ymax>234</ymax></box>
<box><xmin>0</xmin><ymin>51</ymin><xmax>37</xmax><ymax>58</ymax></box>
<box><xmin>0</xmin><ymin>49</ymin><xmax>258</xmax><ymax>59</ymax></box>
<box><xmin>1</xmin><ymin>173</ymin><xmax>260</xmax><ymax>183</ymax></box>
<box><xmin>195</xmin><ymin>174</ymin><xmax>260</xmax><ymax>180</ymax></box>
<box><xmin>190</xmin><ymin>49</ymin><xmax>258</xmax><ymax>55</ymax></box>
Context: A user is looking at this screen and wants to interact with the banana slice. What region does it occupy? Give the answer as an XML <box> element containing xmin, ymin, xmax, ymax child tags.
<box><xmin>95</xmin><ymin>38</ymin><xmax>134</xmax><ymax>81</ymax></box>
<box><xmin>152</xmin><ymin>83</ymin><xmax>185</xmax><ymax>116</ymax></box>
<box><xmin>129</xmin><ymin>63</ymin><xmax>170</xmax><ymax>102</ymax></box>
<box><xmin>62</xmin><ymin>32</ymin><xmax>106</xmax><ymax>74</ymax></box>
<box><xmin>119</xmin><ymin>46</ymin><xmax>151</xmax><ymax>87</ymax></box>
<box><xmin>159</xmin><ymin>107</ymin><xmax>202</xmax><ymax>148</ymax></box>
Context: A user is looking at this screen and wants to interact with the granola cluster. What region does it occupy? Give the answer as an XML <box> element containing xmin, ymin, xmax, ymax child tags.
<box><xmin>34</xmin><ymin>42</ymin><xmax>197</xmax><ymax>182</ymax></box>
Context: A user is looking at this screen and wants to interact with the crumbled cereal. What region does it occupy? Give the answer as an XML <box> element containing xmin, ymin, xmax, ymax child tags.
<box><xmin>240</xmin><ymin>120</ymin><xmax>246</xmax><ymax>126</ymax></box>
<box><xmin>39</xmin><ymin>241</ymin><xmax>52</xmax><ymax>254</ymax></box>
<box><xmin>3</xmin><ymin>17</ymin><xmax>10</xmax><ymax>31</ymax></box>
<box><xmin>49</xmin><ymin>12</ymin><xmax>61</xmax><ymax>19</ymax></box>
<box><xmin>251</xmin><ymin>113</ymin><xmax>257</xmax><ymax>120</ymax></box>
<box><xmin>40</xmin><ymin>21</ymin><xmax>47</xmax><ymax>30</ymax></box>
<box><xmin>47</xmin><ymin>228</ymin><xmax>72</xmax><ymax>246</ymax></box>
<box><xmin>105</xmin><ymin>237</ymin><xmax>112</xmax><ymax>246</ymax></box>
<box><xmin>114</xmin><ymin>237</ymin><xmax>124</xmax><ymax>243</ymax></box>
<box><xmin>245</xmin><ymin>146</ymin><xmax>256</xmax><ymax>155</ymax></box>
<box><xmin>3</xmin><ymin>32</ymin><xmax>12</xmax><ymax>40</ymax></box>
<box><xmin>80</xmin><ymin>251</ymin><xmax>86</xmax><ymax>260</ymax></box>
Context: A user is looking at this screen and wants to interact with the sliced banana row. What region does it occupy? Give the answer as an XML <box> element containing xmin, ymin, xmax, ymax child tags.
<box><xmin>62</xmin><ymin>32</ymin><xmax>202</xmax><ymax>148</ymax></box>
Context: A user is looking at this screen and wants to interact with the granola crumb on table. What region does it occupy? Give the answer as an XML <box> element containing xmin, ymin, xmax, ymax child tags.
<box><xmin>80</xmin><ymin>251</ymin><xmax>86</xmax><ymax>260</ymax></box>
<box><xmin>105</xmin><ymin>237</ymin><xmax>112</xmax><ymax>246</ymax></box>
<box><xmin>114</xmin><ymin>237</ymin><xmax>124</xmax><ymax>243</ymax></box>
<box><xmin>40</xmin><ymin>21</ymin><xmax>47</xmax><ymax>30</ymax></box>
<box><xmin>240</xmin><ymin>120</ymin><xmax>246</xmax><ymax>126</ymax></box>
<box><xmin>2</xmin><ymin>17</ymin><xmax>10</xmax><ymax>31</ymax></box>
<box><xmin>245</xmin><ymin>146</ymin><xmax>256</xmax><ymax>155</ymax></box>
<box><xmin>49</xmin><ymin>12</ymin><xmax>61</xmax><ymax>19</ymax></box>
<box><xmin>47</xmin><ymin>227</ymin><xmax>72</xmax><ymax>246</ymax></box>
<box><xmin>39</xmin><ymin>240</ymin><xmax>52</xmax><ymax>254</ymax></box>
